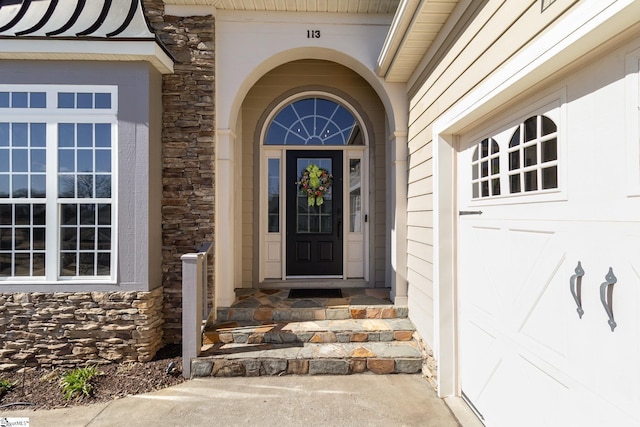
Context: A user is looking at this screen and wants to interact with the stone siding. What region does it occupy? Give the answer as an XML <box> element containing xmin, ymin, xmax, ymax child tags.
<box><xmin>144</xmin><ymin>1</ymin><xmax>216</xmax><ymax>344</ymax></box>
<box><xmin>414</xmin><ymin>330</ymin><xmax>438</xmax><ymax>391</ymax></box>
<box><xmin>0</xmin><ymin>3</ymin><xmax>216</xmax><ymax>369</ymax></box>
<box><xmin>0</xmin><ymin>288</ymin><xmax>163</xmax><ymax>371</ymax></box>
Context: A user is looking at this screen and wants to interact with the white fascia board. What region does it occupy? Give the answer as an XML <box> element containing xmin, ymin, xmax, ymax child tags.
<box><xmin>0</xmin><ymin>39</ymin><xmax>174</xmax><ymax>74</ymax></box>
<box><xmin>407</xmin><ymin>0</ymin><xmax>471</xmax><ymax>89</ymax></box>
<box><xmin>218</xmin><ymin>9</ymin><xmax>393</xmax><ymax>25</ymax></box>
<box><xmin>376</xmin><ymin>0</ymin><xmax>420</xmax><ymax>78</ymax></box>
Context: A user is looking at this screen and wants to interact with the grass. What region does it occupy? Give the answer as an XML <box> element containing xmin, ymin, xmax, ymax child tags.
<box><xmin>0</xmin><ymin>378</ymin><xmax>17</xmax><ymax>397</ymax></box>
<box><xmin>59</xmin><ymin>365</ymin><xmax>103</xmax><ymax>400</ymax></box>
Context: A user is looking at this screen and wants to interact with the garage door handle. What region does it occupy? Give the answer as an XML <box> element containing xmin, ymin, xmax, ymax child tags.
<box><xmin>599</xmin><ymin>267</ymin><xmax>617</xmax><ymax>332</ymax></box>
<box><xmin>459</xmin><ymin>210</ymin><xmax>483</xmax><ymax>216</ymax></box>
<box><xmin>569</xmin><ymin>261</ymin><xmax>585</xmax><ymax>319</ymax></box>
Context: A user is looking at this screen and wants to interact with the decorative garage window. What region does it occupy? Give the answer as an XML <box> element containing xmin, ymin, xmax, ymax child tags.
<box><xmin>471</xmin><ymin>138</ymin><xmax>500</xmax><ymax>198</ymax></box>
<box><xmin>265</xmin><ymin>97</ymin><xmax>362</xmax><ymax>145</ymax></box>
<box><xmin>0</xmin><ymin>85</ymin><xmax>116</xmax><ymax>281</ymax></box>
<box><xmin>508</xmin><ymin>115</ymin><xmax>558</xmax><ymax>193</ymax></box>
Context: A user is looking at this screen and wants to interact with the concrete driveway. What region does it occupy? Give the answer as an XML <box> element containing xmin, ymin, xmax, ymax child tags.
<box><xmin>3</xmin><ymin>374</ymin><xmax>462</xmax><ymax>427</ymax></box>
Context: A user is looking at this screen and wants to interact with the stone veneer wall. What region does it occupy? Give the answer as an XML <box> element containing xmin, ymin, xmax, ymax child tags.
<box><xmin>414</xmin><ymin>331</ymin><xmax>438</xmax><ymax>391</ymax></box>
<box><xmin>0</xmin><ymin>288</ymin><xmax>163</xmax><ymax>371</ymax></box>
<box><xmin>0</xmin><ymin>3</ymin><xmax>215</xmax><ymax>369</ymax></box>
<box><xmin>144</xmin><ymin>1</ymin><xmax>216</xmax><ymax>344</ymax></box>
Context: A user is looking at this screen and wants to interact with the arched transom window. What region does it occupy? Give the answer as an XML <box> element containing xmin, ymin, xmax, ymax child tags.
<box><xmin>265</xmin><ymin>97</ymin><xmax>363</xmax><ymax>145</ymax></box>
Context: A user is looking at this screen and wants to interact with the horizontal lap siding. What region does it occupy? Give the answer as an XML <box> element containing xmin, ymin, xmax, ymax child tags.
<box><xmin>406</xmin><ymin>0</ymin><xmax>575</xmax><ymax>343</ymax></box>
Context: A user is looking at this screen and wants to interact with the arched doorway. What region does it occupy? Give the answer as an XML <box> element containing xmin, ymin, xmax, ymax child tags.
<box><xmin>237</xmin><ymin>59</ymin><xmax>388</xmax><ymax>289</ymax></box>
<box><xmin>259</xmin><ymin>94</ymin><xmax>368</xmax><ymax>282</ymax></box>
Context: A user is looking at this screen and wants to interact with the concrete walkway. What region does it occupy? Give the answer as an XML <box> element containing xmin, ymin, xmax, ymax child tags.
<box><xmin>3</xmin><ymin>375</ymin><xmax>461</xmax><ymax>427</ymax></box>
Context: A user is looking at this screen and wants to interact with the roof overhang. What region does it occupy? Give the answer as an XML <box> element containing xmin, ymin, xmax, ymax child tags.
<box><xmin>0</xmin><ymin>37</ymin><xmax>174</xmax><ymax>73</ymax></box>
<box><xmin>377</xmin><ymin>0</ymin><xmax>460</xmax><ymax>82</ymax></box>
<box><xmin>165</xmin><ymin>0</ymin><xmax>399</xmax><ymax>14</ymax></box>
<box><xmin>0</xmin><ymin>0</ymin><xmax>174</xmax><ymax>74</ymax></box>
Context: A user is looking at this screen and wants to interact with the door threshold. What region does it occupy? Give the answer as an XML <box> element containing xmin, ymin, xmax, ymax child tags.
<box><xmin>259</xmin><ymin>278</ymin><xmax>368</xmax><ymax>289</ymax></box>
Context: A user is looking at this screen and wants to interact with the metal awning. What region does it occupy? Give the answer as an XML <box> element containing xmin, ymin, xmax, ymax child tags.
<box><xmin>0</xmin><ymin>0</ymin><xmax>174</xmax><ymax>73</ymax></box>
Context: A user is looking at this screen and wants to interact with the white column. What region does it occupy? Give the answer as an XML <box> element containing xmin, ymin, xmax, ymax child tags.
<box><xmin>215</xmin><ymin>129</ymin><xmax>237</xmax><ymax>307</ymax></box>
<box><xmin>390</xmin><ymin>130</ymin><xmax>408</xmax><ymax>305</ymax></box>
<box><xmin>181</xmin><ymin>252</ymin><xmax>203</xmax><ymax>378</ymax></box>
<box><xmin>434</xmin><ymin>132</ymin><xmax>457</xmax><ymax>397</ymax></box>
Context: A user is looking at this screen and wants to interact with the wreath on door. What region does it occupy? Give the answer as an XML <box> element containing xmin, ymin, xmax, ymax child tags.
<box><xmin>297</xmin><ymin>164</ymin><xmax>333</xmax><ymax>206</ymax></box>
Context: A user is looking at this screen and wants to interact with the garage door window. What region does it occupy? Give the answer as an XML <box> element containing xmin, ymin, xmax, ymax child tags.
<box><xmin>471</xmin><ymin>138</ymin><xmax>500</xmax><ymax>198</ymax></box>
<box><xmin>508</xmin><ymin>115</ymin><xmax>558</xmax><ymax>193</ymax></box>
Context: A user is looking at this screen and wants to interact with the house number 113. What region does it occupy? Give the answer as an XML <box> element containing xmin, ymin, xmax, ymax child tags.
<box><xmin>307</xmin><ymin>30</ymin><xmax>321</xmax><ymax>38</ymax></box>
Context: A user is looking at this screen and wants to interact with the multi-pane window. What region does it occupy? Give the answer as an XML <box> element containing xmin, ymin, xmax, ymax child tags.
<box><xmin>471</xmin><ymin>138</ymin><xmax>500</xmax><ymax>198</ymax></box>
<box><xmin>0</xmin><ymin>86</ymin><xmax>116</xmax><ymax>281</ymax></box>
<box><xmin>1</xmin><ymin>115</ymin><xmax>47</xmax><ymax>277</ymax></box>
<box><xmin>265</xmin><ymin>97</ymin><xmax>362</xmax><ymax>145</ymax></box>
<box><xmin>296</xmin><ymin>158</ymin><xmax>333</xmax><ymax>234</ymax></box>
<box><xmin>508</xmin><ymin>115</ymin><xmax>558</xmax><ymax>193</ymax></box>
<box><xmin>470</xmin><ymin>115</ymin><xmax>559</xmax><ymax>199</ymax></box>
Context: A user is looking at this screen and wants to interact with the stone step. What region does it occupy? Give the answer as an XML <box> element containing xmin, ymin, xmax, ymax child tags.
<box><xmin>191</xmin><ymin>341</ymin><xmax>423</xmax><ymax>377</ymax></box>
<box><xmin>203</xmin><ymin>318</ymin><xmax>416</xmax><ymax>346</ymax></box>
<box><xmin>216</xmin><ymin>304</ymin><xmax>408</xmax><ymax>323</ymax></box>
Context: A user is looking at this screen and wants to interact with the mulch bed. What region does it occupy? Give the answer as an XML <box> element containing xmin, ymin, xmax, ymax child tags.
<box><xmin>0</xmin><ymin>345</ymin><xmax>185</xmax><ymax>411</ymax></box>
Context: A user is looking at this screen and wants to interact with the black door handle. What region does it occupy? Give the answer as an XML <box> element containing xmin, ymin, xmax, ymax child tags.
<box><xmin>459</xmin><ymin>210</ymin><xmax>483</xmax><ymax>216</ymax></box>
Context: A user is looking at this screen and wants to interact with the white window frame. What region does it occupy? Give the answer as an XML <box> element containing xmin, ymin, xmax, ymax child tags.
<box><xmin>462</xmin><ymin>89</ymin><xmax>567</xmax><ymax>207</ymax></box>
<box><xmin>506</xmin><ymin>114</ymin><xmax>559</xmax><ymax>195</ymax></box>
<box><xmin>470</xmin><ymin>137</ymin><xmax>501</xmax><ymax>199</ymax></box>
<box><xmin>0</xmin><ymin>84</ymin><xmax>118</xmax><ymax>284</ymax></box>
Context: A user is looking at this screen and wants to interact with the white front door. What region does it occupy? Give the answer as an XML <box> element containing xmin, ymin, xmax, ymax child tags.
<box><xmin>457</xmin><ymin>96</ymin><xmax>640</xmax><ymax>426</ymax></box>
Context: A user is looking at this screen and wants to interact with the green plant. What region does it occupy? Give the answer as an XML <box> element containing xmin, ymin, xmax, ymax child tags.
<box><xmin>59</xmin><ymin>365</ymin><xmax>102</xmax><ymax>400</ymax></box>
<box><xmin>0</xmin><ymin>378</ymin><xmax>17</xmax><ymax>397</ymax></box>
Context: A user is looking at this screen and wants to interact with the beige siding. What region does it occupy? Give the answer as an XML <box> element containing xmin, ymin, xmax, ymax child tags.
<box><xmin>240</xmin><ymin>59</ymin><xmax>387</xmax><ymax>286</ymax></box>
<box><xmin>406</xmin><ymin>0</ymin><xmax>578</xmax><ymax>343</ymax></box>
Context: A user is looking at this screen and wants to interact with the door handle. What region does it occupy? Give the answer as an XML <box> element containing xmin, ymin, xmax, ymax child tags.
<box><xmin>459</xmin><ymin>210</ymin><xmax>483</xmax><ymax>216</ymax></box>
<box><xmin>569</xmin><ymin>261</ymin><xmax>585</xmax><ymax>319</ymax></box>
<box><xmin>599</xmin><ymin>267</ymin><xmax>617</xmax><ymax>332</ymax></box>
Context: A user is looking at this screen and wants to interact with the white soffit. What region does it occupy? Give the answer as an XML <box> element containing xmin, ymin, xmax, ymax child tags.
<box><xmin>377</xmin><ymin>0</ymin><xmax>458</xmax><ymax>82</ymax></box>
<box><xmin>165</xmin><ymin>0</ymin><xmax>400</xmax><ymax>14</ymax></box>
<box><xmin>0</xmin><ymin>0</ymin><xmax>174</xmax><ymax>74</ymax></box>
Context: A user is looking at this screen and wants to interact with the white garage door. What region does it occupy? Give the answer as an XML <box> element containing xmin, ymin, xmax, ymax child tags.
<box><xmin>457</xmin><ymin>93</ymin><xmax>640</xmax><ymax>427</ymax></box>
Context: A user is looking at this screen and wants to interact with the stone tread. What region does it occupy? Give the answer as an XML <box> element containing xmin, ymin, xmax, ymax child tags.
<box><xmin>194</xmin><ymin>290</ymin><xmax>421</xmax><ymax>378</ymax></box>
<box><xmin>191</xmin><ymin>341</ymin><xmax>423</xmax><ymax>377</ymax></box>
<box><xmin>217</xmin><ymin>305</ymin><xmax>408</xmax><ymax>322</ymax></box>
<box><xmin>203</xmin><ymin>318</ymin><xmax>416</xmax><ymax>345</ymax></box>
<box><xmin>203</xmin><ymin>341</ymin><xmax>421</xmax><ymax>360</ymax></box>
